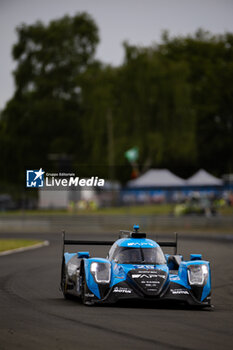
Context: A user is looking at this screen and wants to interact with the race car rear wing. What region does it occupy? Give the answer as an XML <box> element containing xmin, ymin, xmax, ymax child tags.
<box><xmin>62</xmin><ymin>231</ymin><xmax>178</xmax><ymax>255</ymax></box>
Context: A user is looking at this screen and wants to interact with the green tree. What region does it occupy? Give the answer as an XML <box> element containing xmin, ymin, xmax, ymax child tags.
<box><xmin>115</xmin><ymin>42</ymin><xmax>196</xmax><ymax>174</ymax></box>
<box><xmin>0</xmin><ymin>13</ymin><xmax>99</xmax><ymax>185</ymax></box>
<box><xmin>159</xmin><ymin>30</ymin><xmax>233</xmax><ymax>175</ymax></box>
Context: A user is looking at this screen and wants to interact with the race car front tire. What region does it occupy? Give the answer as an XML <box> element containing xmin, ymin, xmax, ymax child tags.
<box><xmin>81</xmin><ymin>272</ymin><xmax>94</xmax><ymax>306</ymax></box>
<box><xmin>61</xmin><ymin>260</ymin><xmax>71</xmax><ymax>299</ymax></box>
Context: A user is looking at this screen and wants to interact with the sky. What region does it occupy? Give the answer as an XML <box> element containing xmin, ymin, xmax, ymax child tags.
<box><xmin>1</xmin><ymin>0</ymin><xmax>233</xmax><ymax>110</ymax></box>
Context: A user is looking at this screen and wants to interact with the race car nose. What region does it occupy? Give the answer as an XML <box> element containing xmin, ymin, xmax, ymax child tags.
<box><xmin>127</xmin><ymin>269</ymin><xmax>168</xmax><ymax>296</ymax></box>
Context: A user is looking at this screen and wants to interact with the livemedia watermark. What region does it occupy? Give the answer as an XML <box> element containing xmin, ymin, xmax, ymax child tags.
<box><xmin>26</xmin><ymin>169</ymin><xmax>105</xmax><ymax>189</ymax></box>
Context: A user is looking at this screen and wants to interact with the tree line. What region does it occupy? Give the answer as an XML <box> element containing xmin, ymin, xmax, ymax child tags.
<box><xmin>0</xmin><ymin>12</ymin><xmax>232</xmax><ymax>192</ymax></box>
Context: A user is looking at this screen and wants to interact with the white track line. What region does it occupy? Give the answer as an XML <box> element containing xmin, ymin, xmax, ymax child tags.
<box><xmin>0</xmin><ymin>240</ymin><xmax>50</xmax><ymax>256</ymax></box>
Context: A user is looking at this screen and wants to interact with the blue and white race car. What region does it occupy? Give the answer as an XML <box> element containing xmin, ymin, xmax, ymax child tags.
<box><xmin>60</xmin><ymin>226</ymin><xmax>211</xmax><ymax>307</ymax></box>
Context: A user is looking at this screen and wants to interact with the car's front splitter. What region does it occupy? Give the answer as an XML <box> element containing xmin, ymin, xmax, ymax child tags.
<box><xmin>91</xmin><ymin>281</ymin><xmax>211</xmax><ymax>307</ymax></box>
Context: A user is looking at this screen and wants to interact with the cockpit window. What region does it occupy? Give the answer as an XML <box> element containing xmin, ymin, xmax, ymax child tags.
<box><xmin>111</xmin><ymin>246</ymin><xmax>166</xmax><ymax>265</ymax></box>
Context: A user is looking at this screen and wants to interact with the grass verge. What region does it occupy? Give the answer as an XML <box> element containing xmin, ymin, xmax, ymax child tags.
<box><xmin>0</xmin><ymin>204</ymin><xmax>232</xmax><ymax>216</ymax></box>
<box><xmin>0</xmin><ymin>239</ymin><xmax>42</xmax><ymax>253</ymax></box>
<box><xmin>0</xmin><ymin>204</ymin><xmax>174</xmax><ymax>216</ymax></box>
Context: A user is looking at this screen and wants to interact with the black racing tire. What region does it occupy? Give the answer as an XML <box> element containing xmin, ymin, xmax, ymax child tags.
<box><xmin>61</xmin><ymin>259</ymin><xmax>70</xmax><ymax>299</ymax></box>
<box><xmin>81</xmin><ymin>271</ymin><xmax>88</xmax><ymax>304</ymax></box>
<box><xmin>81</xmin><ymin>270</ymin><xmax>94</xmax><ymax>306</ymax></box>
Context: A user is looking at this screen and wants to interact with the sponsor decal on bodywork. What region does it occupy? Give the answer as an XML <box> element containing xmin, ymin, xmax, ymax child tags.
<box><xmin>127</xmin><ymin>242</ymin><xmax>154</xmax><ymax>247</ymax></box>
<box><xmin>135</xmin><ymin>265</ymin><xmax>157</xmax><ymax>269</ymax></box>
<box><xmin>85</xmin><ymin>293</ymin><xmax>95</xmax><ymax>297</ymax></box>
<box><xmin>128</xmin><ymin>269</ymin><xmax>168</xmax><ymax>295</ymax></box>
<box><xmin>132</xmin><ymin>272</ymin><xmax>166</xmax><ymax>279</ymax></box>
<box><xmin>113</xmin><ymin>287</ymin><xmax>132</xmax><ymax>294</ymax></box>
<box><xmin>170</xmin><ymin>289</ymin><xmax>189</xmax><ymax>295</ymax></box>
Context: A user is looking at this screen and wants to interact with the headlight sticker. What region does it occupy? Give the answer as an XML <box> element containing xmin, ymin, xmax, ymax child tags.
<box><xmin>90</xmin><ymin>262</ymin><xmax>111</xmax><ymax>284</ymax></box>
<box><xmin>188</xmin><ymin>264</ymin><xmax>208</xmax><ymax>286</ymax></box>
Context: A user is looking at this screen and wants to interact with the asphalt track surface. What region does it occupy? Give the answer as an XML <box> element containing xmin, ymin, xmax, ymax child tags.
<box><xmin>0</xmin><ymin>232</ymin><xmax>233</xmax><ymax>350</ymax></box>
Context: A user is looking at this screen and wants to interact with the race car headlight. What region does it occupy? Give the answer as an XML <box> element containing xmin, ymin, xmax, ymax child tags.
<box><xmin>67</xmin><ymin>263</ymin><xmax>77</xmax><ymax>277</ymax></box>
<box><xmin>187</xmin><ymin>264</ymin><xmax>208</xmax><ymax>286</ymax></box>
<box><xmin>90</xmin><ymin>262</ymin><xmax>111</xmax><ymax>284</ymax></box>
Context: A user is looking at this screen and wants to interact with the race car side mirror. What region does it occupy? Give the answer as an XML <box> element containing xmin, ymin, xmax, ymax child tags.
<box><xmin>190</xmin><ymin>254</ymin><xmax>202</xmax><ymax>261</ymax></box>
<box><xmin>77</xmin><ymin>252</ymin><xmax>90</xmax><ymax>259</ymax></box>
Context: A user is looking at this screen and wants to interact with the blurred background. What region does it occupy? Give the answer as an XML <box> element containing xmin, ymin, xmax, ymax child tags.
<box><xmin>0</xmin><ymin>0</ymin><xmax>233</xmax><ymax>233</ymax></box>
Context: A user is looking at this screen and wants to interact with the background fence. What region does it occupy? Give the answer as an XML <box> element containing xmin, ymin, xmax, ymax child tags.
<box><xmin>0</xmin><ymin>214</ymin><xmax>232</xmax><ymax>234</ymax></box>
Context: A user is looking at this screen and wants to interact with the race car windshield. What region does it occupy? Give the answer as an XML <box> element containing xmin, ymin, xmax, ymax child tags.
<box><xmin>112</xmin><ymin>247</ymin><xmax>166</xmax><ymax>265</ymax></box>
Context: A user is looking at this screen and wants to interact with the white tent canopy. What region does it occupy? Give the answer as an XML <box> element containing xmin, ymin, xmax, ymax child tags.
<box><xmin>186</xmin><ymin>169</ymin><xmax>222</xmax><ymax>186</ymax></box>
<box><xmin>127</xmin><ymin>169</ymin><xmax>186</xmax><ymax>188</ymax></box>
